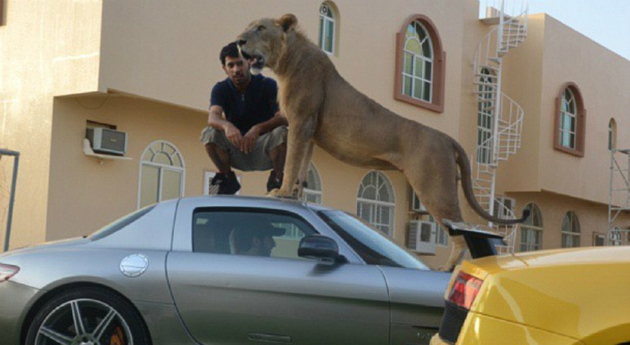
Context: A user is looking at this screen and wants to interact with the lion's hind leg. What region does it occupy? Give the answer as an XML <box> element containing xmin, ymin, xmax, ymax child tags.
<box><xmin>404</xmin><ymin>158</ymin><xmax>466</xmax><ymax>271</ymax></box>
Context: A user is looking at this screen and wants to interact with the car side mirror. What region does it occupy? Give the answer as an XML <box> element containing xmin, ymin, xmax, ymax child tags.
<box><xmin>298</xmin><ymin>235</ymin><xmax>342</xmax><ymax>264</ymax></box>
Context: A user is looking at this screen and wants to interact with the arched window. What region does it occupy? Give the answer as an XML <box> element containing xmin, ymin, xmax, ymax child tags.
<box><xmin>357</xmin><ymin>171</ymin><xmax>396</xmax><ymax>236</ymax></box>
<box><xmin>302</xmin><ymin>162</ymin><xmax>323</xmax><ymax>204</ymax></box>
<box><xmin>609</xmin><ymin>118</ymin><xmax>617</xmax><ymax>151</ymax></box>
<box><xmin>395</xmin><ymin>14</ymin><xmax>445</xmax><ymax>113</ymax></box>
<box><xmin>318</xmin><ymin>2</ymin><xmax>337</xmax><ymax>55</ymax></box>
<box><xmin>554</xmin><ymin>83</ymin><xmax>586</xmax><ymax>156</ymax></box>
<box><xmin>520</xmin><ymin>203</ymin><xmax>543</xmax><ymax>252</ymax></box>
<box><xmin>138</xmin><ymin>141</ymin><xmax>185</xmax><ymax>208</ymax></box>
<box><xmin>477</xmin><ymin>67</ymin><xmax>495</xmax><ymax>164</ymax></box>
<box><xmin>561</xmin><ymin>211</ymin><xmax>580</xmax><ymax>248</ymax></box>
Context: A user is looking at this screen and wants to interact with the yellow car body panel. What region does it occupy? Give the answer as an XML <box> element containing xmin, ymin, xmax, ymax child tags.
<box><xmin>452</xmin><ymin>246</ymin><xmax>630</xmax><ymax>345</ymax></box>
<box><xmin>430</xmin><ymin>312</ymin><xmax>582</xmax><ymax>345</ymax></box>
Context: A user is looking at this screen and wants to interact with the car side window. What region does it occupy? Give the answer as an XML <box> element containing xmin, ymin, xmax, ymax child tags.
<box><xmin>193</xmin><ymin>208</ymin><xmax>317</xmax><ymax>260</ymax></box>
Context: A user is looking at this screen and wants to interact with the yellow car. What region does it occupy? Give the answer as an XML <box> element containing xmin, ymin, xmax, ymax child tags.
<box><xmin>431</xmin><ymin>221</ymin><xmax>630</xmax><ymax>345</ymax></box>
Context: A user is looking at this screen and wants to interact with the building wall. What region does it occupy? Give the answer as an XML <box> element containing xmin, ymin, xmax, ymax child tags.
<box><xmin>494</xmin><ymin>13</ymin><xmax>546</xmax><ymax>194</ymax></box>
<box><xmin>510</xmin><ymin>191</ymin><xmax>615</xmax><ymax>250</ymax></box>
<box><xmin>98</xmin><ymin>0</ymin><xmax>467</xmax><ymax>137</ymax></box>
<box><xmin>0</xmin><ymin>0</ymin><xmax>102</xmax><ymax>249</ymax></box>
<box><xmin>47</xmin><ymin>95</ymin><xmax>208</xmax><ymax>240</ymax></box>
<box><xmin>538</xmin><ymin>15</ymin><xmax>630</xmax><ymax>205</ymax></box>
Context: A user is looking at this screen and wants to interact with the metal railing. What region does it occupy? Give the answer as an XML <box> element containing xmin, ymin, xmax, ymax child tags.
<box><xmin>470</xmin><ymin>0</ymin><xmax>528</xmax><ymax>254</ymax></box>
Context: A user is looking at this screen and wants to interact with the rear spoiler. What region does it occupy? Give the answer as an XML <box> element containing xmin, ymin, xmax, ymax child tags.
<box><xmin>443</xmin><ymin>220</ymin><xmax>506</xmax><ymax>259</ymax></box>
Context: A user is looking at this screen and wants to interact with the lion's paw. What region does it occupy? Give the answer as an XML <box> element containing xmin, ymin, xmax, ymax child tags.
<box><xmin>266</xmin><ymin>188</ymin><xmax>297</xmax><ymax>199</ymax></box>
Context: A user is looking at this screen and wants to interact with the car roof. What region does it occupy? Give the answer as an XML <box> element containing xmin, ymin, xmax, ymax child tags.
<box><xmin>177</xmin><ymin>195</ymin><xmax>336</xmax><ymax>213</ymax></box>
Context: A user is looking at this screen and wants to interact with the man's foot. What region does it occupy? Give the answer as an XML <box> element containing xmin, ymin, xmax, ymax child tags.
<box><xmin>266</xmin><ymin>171</ymin><xmax>283</xmax><ymax>192</ymax></box>
<box><xmin>212</xmin><ymin>172</ymin><xmax>241</xmax><ymax>195</ymax></box>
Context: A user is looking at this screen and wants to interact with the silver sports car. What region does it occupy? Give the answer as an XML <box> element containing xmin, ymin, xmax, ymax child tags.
<box><xmin>0</xmin><ymin>196</ymin><xmax>450</xmax><ymax>345</ymax></box>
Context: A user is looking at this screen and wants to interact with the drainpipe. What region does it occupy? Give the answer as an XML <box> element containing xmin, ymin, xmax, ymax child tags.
<box><xmin>0</xmin><ymin>149</ymin><xmax>19</xmax><ymax>252</ymax></box>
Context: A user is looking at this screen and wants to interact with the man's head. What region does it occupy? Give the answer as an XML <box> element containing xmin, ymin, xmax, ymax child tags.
<box><xmin>231</xmin><ymin>224</ymin><xmax>285</xmax><ymax>257</ymax></box>
<box><xmin>219</xmin><ymin>42</ymin><xmax>251</xmax><ymax>90</ymax></box>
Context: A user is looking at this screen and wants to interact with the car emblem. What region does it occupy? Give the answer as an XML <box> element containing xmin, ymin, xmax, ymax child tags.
<box><xmin>120</xmin><ymin>254</ymin><xmax>149</xmax><ymax>278</ymax></box>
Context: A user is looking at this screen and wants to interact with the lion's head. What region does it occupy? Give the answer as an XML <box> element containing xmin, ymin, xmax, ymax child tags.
<box><xmin>237</xmin><ymin>14</ymin><xmax>298</xmax><ymax>74</ymax></box>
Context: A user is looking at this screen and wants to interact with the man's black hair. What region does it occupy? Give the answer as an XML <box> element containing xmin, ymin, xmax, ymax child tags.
<box><xmin>220</xmin><ymin>42</ymin><xmax>240</xmax><ymax>66</ymax></box>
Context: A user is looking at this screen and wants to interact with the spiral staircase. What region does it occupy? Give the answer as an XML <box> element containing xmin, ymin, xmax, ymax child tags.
<box><xmin>472</xmin><ymin>0</ymin><xmax>528</xmax><ymax>253</ymax></box>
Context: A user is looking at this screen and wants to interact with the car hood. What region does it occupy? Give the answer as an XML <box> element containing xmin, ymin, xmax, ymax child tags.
<box><xmin>457</xmin><ymin>246</ymin><xmax>630</xmax><ymax>343</ymax></box>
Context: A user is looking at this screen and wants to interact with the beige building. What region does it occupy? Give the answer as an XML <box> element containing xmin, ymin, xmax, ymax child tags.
<box><xmin>1</xmin><ymin>0</ymin><xmax>629</xmax><ymax>269</ymax></box>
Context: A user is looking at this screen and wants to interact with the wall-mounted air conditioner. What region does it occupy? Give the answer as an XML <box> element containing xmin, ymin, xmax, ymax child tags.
<box><xmin>86</xmin><ymin>128</ymin><xmax>128</xmax><ymax>156</ymax></box>
<box><xmin>407</xmin><ymin>220</ymin><xmax>436</xmax><ymax>254</ymax></box>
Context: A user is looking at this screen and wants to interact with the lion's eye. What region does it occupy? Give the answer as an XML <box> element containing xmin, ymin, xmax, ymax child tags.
<box><xmin>256</xmin><ymin>25</ymin><xmax>266</xmax><ymax>32</ymax></box>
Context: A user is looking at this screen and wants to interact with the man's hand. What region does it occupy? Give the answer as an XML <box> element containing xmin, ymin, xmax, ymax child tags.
<box><xmin>242</xmin><ymin>126</ymin><xmax>261</xmax><ymax>154</ymax></box>
<box><xmin>224</xmin><ymin>123</ymin><xmax>243</xmax><ymax>148</ymax></box>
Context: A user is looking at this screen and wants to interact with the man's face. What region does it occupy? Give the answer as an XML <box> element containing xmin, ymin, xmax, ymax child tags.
<box><xmin>223</xmin><ymin>55</ymin><xmax>250</xmax><ymax>89</ymax></box>
<box><xmin>257</xmin><ymin>235</ymin><xmax>276</xmax><ymax>257</ymax></box>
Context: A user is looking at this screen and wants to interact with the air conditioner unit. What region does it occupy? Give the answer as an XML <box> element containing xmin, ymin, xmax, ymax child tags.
<box><xmin>411</xmin><ymin>191</ymin><xmax>428</xmax><ymax>213</ymax></box>
<box><xmin>407</xmin><ymin>220</ymin><xmax>436</xmax><ymax>254</ymax></box>
<box><xmin>86</xmin><ymin>128</ymin><xmax>127</xmax><ymax>156</ymax></box>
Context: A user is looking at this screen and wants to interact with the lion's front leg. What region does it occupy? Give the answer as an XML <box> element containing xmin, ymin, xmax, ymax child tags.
<box><xmin>272</xmin><ymin>118</ymin><xmax>316</xmax><ymax>199</ymax></box>
<box><xmin>294</xmin><ymin>140</ymin><xmax>315</xmax><ymax>199</ymax></box>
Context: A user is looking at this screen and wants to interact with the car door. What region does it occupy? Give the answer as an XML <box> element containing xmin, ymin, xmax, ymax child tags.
<box><xmin>167</xmin><ymin>205</ymin><xmax>390</xmax><ymax>345</ymax></box>
<box><xmin>379</xmin><ymin>266</ymin><xmax>451</xmax><ymax>345</ymax></box>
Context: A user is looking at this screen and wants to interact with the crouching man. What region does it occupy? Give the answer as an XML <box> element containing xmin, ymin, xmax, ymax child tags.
<box><xmin>201</xmin><ymin>42</ymin><xmax>288</xmax><ymax>194</ymax></box>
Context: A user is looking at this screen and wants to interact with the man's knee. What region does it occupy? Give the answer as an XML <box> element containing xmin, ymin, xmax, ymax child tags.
<box><xmin>270</xmin><ymin>126</ymin><xmax>288</xmax><ymax>144</ymax></box>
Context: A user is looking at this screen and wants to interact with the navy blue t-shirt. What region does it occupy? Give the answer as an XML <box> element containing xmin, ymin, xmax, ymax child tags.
<box><xmin>210</xmin><ymin>74</ymin><xmax>280</xmax><ymax>135</ymax></box>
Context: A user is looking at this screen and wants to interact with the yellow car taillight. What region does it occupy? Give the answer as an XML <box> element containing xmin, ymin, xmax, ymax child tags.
<box><xmin>448</xmin><ymin>271</ymin><xmax>483</xmax><ymax>310</ymax></box>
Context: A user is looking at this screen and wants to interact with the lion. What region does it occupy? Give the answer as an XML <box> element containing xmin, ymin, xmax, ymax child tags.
<box><xmin>237</xmin><ymin>14</ymin><xmax>528</xmax><ymax>270</ymax></box>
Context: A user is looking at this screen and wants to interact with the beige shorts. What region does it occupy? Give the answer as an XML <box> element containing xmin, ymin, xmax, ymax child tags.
<box><xmin>200</xmin><ymin>126</ymin><xmax>287</xmax><ymax>171</ymax></box>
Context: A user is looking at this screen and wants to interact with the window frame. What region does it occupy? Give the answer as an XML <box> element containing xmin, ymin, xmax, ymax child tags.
<box><xmin>356</xmin><ymin>171</ymin><xmax>396</xmax><ymax>237</ymax></box>
<box><xmin>519</xmin><ymin>203</ymin><xmax>543</xmax><ymax>252</ymax></box>
<box><xmin>561</xmin><ymin>211</ymin><xmax>581</xmax><ymax>248</ymax></box>
<box><xmin>137</xmin><ymin>140</ymin><xmax>186</xmax><ymax>209</ymax></box>
<box><xmin>191</xmin><ymin>207</ymin><xmax>318</xmax><ymax>260</ymax></box>
<box><xmin>477</xmin><ymin>67</ymin><xmax>496</xmax><ymax>164</ymax></box>
<box><xmin>318</xmin><ymin>2</ymin><xmax>337</xmax><ymax>55</ymax></box>
<box><xmin>394</xmin><ymin>14</ymin><xmax>445</xmax><ymax>113</ymax></box>
<box><xmin>553</xmin><ymin>82</ymin><xmax>586</xmax><ymax>157</ymax></box>
<box><xmin>609</xmin><ymin>118</ymin><xmax>617</xmax><ymax>151</ymax></box>
<box><xmin>302</xmin><ymin>162</ymin><xmax>323</xmax><ymax>204</ymax></box>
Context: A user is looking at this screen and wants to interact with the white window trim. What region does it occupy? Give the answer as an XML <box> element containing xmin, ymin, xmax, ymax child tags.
<box><xmin>302</xmin><ymin>162</ymin><xmax>323</xmax><ymax>204</ymax></box>
<box><xmin>608</xmin><ymin>119</ymin><xmax>616</xmax><ymax>151</ymax></box>
<box><xmin>477</xmin><ymin>68</ymin><xmax>494</xmax><ymax>164</ymax></box>
<box><xmin>137</xmin><ymin>140</ymin><xmax>186</xmax><ymax>209</ymax></box>
<box><xmin>519</xmin><ymin>203</ymin><xmax>543</xmax><ymax>252</ymax></box>
<box><xmin>319</xmin><ymin>3</ymin><xmax>335</xmax><ymax>55</ymax></box>
<box><xmin>560</xmin><ymin>89</ymin><xmax>577</xmax><ymax>149</ymax></box>
<box><xmin>402</xmin><ymin>21</ymin><xmax>434</xmax><ymax>103</ymax></box>
<box><xmin>520</xmin><ymin>226</ymin><xmax>542</xmax><ymax>251</ymax></box>
<box><xmin>561</xmin><ymin>211</ymin><xmax>581</xmax><ymax>248</ymax></box>
<box><xmin>356</xmin><ymin>171</ymin><xmax>397</xmax><ymax>237</ymax></box>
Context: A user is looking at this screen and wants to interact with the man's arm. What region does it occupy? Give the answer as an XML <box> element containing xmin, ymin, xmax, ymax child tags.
<box><xmin>241</xmin><ymin>111</ymin><xmax>288</xmax><ymax>153</ymax></box>
<box><xmin>208</xmin><ymin>105</ymin><xmax>242</xmax><ymax>148</ymax></box>
<box><xmin>252</xmin><ymin>111</ymin><xmax>288</xmax><ymax>134</ymax></box>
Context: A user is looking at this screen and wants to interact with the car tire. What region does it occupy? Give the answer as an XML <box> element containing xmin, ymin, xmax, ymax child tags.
<box><xmin>25</xmin><ymin>286</ymin><xmax>151</xmax><ymax>345</ymax></box>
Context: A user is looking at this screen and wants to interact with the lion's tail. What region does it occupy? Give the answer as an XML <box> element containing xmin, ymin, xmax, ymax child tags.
<box><xmin>453</xmin><ymin>140</ymin><xmax>530</xmax><ymax>225</ymax></box>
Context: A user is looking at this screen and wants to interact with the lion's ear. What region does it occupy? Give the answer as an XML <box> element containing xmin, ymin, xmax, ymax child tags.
<box><xmin>276</xmin><ymin>13</ymin><xmax>298</xmax><ymax>32</ymax></box>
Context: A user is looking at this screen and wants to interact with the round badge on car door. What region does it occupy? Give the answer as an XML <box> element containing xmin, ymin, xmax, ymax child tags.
<box><xmin>120</xmin><ymin>254</ymin><xmax>149</xmax><ymax>278</ymax></box>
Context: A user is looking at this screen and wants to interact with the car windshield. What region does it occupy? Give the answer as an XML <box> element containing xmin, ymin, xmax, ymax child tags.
<box><xmin>89</xmin><ymin>205</ymin><xmax>156</xmax><ymax>240</ymax></box>
<box><xmin>318</xmin><ymin>210</ymin><xmax>429</xmax><ymax>270</ymax></box>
